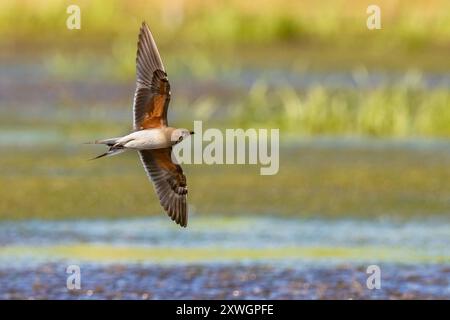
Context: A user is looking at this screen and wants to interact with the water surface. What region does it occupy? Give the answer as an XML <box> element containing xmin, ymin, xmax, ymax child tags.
<box><xmin>1</xmin><ymin>217</ymin><xmax>448</xmax><ymax>266</ymax></box>
<box><xmin>0</xmin><ymin>217</ymin><xmax>449</xmax><ymax>299</ymax></box>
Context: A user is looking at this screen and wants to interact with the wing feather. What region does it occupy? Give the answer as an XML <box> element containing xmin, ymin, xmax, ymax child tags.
<box><xmin>133</xmin><ymin>22</ymin><xmax>171</xmax><ymax>130</ymax></box>
<box><xmin>139</xmin><ymin>148</ymin><xmax>188</xmax><ymax>227</ymax></box>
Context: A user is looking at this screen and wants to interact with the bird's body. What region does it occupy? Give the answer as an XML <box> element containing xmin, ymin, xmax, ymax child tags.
<box><xmin>109</xmin><ymin>128</ymin><xmax>174</xmax><ymax>150</ymax></box>
<box><xmin>89</xmin><ymin>22</ymin><xmax>193</xmax><ymax>227</ymax></box>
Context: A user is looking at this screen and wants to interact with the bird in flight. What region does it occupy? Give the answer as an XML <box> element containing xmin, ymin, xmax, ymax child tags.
<box><xmin>89</xmin><ymin>22</ymin><xmax>193</xmax><ymax>227</ymax></box>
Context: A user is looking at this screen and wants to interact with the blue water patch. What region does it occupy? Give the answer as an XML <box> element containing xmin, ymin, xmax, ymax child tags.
<box><xmin>0</xmin><ymin>216</ymin><xmax>449</xmax><ymax>267</ymax></box>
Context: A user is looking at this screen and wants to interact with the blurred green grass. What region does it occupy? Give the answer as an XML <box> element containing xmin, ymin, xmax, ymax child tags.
<box><xmin>2</xmin><ymin>77</ymin><xmax>450</xmax><ymax>138</ymax></box>
<box><xmin>3</xmin><ymin>244</ymin><xmax>449</xmax><ymax>264</ymax></box>
<box><xmin>2</xmin><ymin>1</ymin><xmax>450</xmax><ymax>137</ymax></box>
<box><xmin>2</xmin><ymin>0</ymin><xmax>450</xmax><ymax>72</ymax></box>
<box><xmin>3</xmin><ymin>0</ymin><xmax>450</xmax><ymax>48</ymax></box>
<box><xmin>1</xmin><ymin>0</ymin><xmax>450</xmax><ymax>222</ymax></box>
<box><xmin>2</xmin><ymin>0</ymin><xmax>450</xmax><ymax>138</ymax></box>
<box><xmin>233</xmin><ymin>79</ymin><xmax>450</xmax><ymax>137</ymax></box>
<box><xmin>1</xmin><ymin>142</ymin><xmax>449</xmax><ymax>220</ymax></box>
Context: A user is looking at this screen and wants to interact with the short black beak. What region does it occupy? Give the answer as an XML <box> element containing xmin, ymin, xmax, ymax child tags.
<box><xmin>190</xmin><ymin>131</ymin><xmax>195</xmax><ymax>135</ymax></box>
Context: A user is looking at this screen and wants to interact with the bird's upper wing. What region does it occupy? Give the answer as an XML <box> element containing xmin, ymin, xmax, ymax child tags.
<box><xmin>133</xmin><ymin>22</ymin><xmax>171</xmax><ymax>130</ymax></box>
<box><xmin>139</xmin><ymin>148</ymin><xmax>188</xmax><ymax>227</ymax></box>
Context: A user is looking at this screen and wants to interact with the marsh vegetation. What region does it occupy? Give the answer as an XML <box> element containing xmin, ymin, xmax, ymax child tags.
<box><xmin>1</xmin><ymin>0</ymin><xmax>450</xmax><ymax>299</ymax></box>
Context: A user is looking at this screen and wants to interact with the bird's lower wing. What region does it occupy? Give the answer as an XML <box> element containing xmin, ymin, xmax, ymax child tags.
<box><xmin>138</xmin><ymin>148</ymin><xmax>188</xmax><ymax>227</ymax></box>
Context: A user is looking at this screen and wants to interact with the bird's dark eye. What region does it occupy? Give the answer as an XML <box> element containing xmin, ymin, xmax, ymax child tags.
<box><xmin>178</xmin><ymin>136</ymin><xmax>183</xmax><ymax>142</ymax></box>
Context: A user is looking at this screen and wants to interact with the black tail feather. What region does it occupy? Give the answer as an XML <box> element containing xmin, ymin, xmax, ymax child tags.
<box><xmin>89</xmin><ymin>152</ymin><xmax>110</xmax><ymax>160</ymax></box>
<box><xmin>89</xmin><ymin>145</ymin><xmax>125</xmax><ymax>160</ymax></box>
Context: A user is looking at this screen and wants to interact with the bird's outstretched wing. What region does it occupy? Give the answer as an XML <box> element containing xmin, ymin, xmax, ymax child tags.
<box><xmin>133</xmin><ymin>22</ymin><xmax>171</xmax><ymax>130</ymax></box>
<box><xmin>139</xmin><ymin>148</ymin><xmax>188</xmax><ymax>227</ymax></box>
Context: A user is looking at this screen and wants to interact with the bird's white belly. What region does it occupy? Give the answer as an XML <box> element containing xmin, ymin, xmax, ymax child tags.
<box><xmin>120</xmin><ymin>129</ymin><xmax>170</xmax><ymax>150</ymax></box>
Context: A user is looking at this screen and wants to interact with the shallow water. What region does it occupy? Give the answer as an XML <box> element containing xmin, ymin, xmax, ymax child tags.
<box><xmin>0</xmin><ymin>216</ymin><xmax>449</xmax><ymax>265</ymax></box>
<box><xmin>0</xmin><ymin>217</ymin><xmax>449</xmax><ymax>299</ymax></box>
<box><xmin>1</xmin><ymin>263</ymin><xmax>449</xmax><ymax>299</ymax></box>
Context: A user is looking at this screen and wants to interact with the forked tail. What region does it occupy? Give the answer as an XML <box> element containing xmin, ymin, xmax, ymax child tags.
<box><xmin>89</xmin><ymin>147</ymin><xmax>125</xmax><ymax>160</ymax></box>
<box><xmin>85</xmin><ymin>137</ymin><xmax>121</xmax><ymax>147</ymax></box>
<box><xmin>86</xmin><ymin>137</ymin><xmax>125</xmax><ymax>160</ymax></box>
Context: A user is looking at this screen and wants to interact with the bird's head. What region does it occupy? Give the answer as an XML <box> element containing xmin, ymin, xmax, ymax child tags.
<box><xmin>171</xmin><ymin>128</ymin><xmax>194</xmax><ymax>144</ymax></box>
